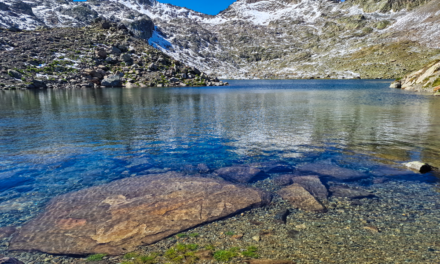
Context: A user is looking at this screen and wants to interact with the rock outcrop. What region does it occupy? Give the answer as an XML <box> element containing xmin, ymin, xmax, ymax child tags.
<box><xmin>9</xmin><ymin>172</ymin><xmax>270</xmax><ymax>255</ymax></box>
<box><xmin>391</xmin><ymin>60</ymin><xmax>440</xmax><ymax>94</ymax></box>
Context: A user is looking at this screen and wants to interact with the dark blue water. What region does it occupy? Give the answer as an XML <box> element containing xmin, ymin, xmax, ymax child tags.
<box><xmin>0</xmin><ymin>79</ymin><xmax>439</xmax><ymax>225</ymax></box>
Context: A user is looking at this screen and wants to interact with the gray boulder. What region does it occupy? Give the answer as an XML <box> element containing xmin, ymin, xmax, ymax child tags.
<box><xmin>7</xmin><ymin>70</ymin><xmax>22</xmax><ymax>79</ymax></box>
<box><xmin>31</xmin><ymin>79</ymin><xmax>47</xmax><ymax>89</ymax></box>
<box><xmin>101</xmin><ymin>74</ymin><xmax>122</xmax><ymax>87</ymax></box>
<box><xmin>109</xmin><ymin>46</ymin><xmax>122</xmax><ymax>55</ymax></box>
<box><xmin>123</xmin><ymin>15</ymin><xmax>154</xmax><ymax>40</ymax></box>
<box><xmin>120</xmin><ymin>53</ymin><xmax>132</xmax><ymax>62</ymax></box>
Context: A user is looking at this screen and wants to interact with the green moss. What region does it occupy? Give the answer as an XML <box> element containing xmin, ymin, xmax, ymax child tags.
<box><xmin>86</xmin><ymin>254</ymin><xmax>106</xmax><ymax>261</ymax></box>
<box><xmin>189</xmin><ymin>233</ymin><xmax>199</xmax><ymax>237</ymax></box>
<box><xmin>213</xmin><ymin>250</ymin><xmax>237</xmax><ymax>262</ymax></box>
<box><xmin>187</xmin><ymin>244</ymin><xmax>198</xmax><ymax>251</ymax></box>
<box><xmin>124</xmin><ymin>252</ymin><xmax>139</xmax><ymax>259</ymax></box>
<box><xmin>225</xmin><ymin>231</ymin><xmax>234</xmax><ymax>236</ymax></box>
<box><xmin>164</xmin><ymin>248</ymin><xmax>178</xmax><ymax>260</ymax></box>
<box><xmin>176</xmin><ymin>243</ymin><xmax>187</xmax><ymax>252</ymax></box>
<box><xmin>242</xmin><ymin>246</ymin><xmax>258</xmax><ymax>258</ymax></box>
<box><xmin>205</xmin><ymin>244</ymin><xmax>215</xmax><ymax>251</ymax></box>
<box><xmin>376</xmin><ymin>20</ymin><xmax>390</xmax><ymax>30</ymax></box>
<box><xmin>432</xmin><ymin>77</ymin><xmax>440</xmax><ymax>87</ymax></box>
<box><xmin>176</xmin><ymin>233</ymin><xmax>187</xmax><ymax>238</ymax></box>
<box><xmin>362</xmin><ymin>27</ymin><xmax>373</xmax><ymax>34</ymax></box>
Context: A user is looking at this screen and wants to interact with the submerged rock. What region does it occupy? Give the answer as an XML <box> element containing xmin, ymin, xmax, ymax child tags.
<box><xmin>249</xmin><ymin>161</ymin><xmax>294</xmax><ymax>173</ymax></box>
<box><xmin>329</xmin><ymin>185</ymin><xmax>374</xmax><ymax>199</ymax></box>
<box><xmin>215</xmin><ymin>166</ymin><xmax>267</xmax><ymax>183</ymax></box>
<box><xmin>0</xmin><ymin>226</ymin><xmax>16</xmax><ymax>239</ymax></box>
<box><xmin>0</xmin><ymin>258</ymin><xmax>24</xmax><ymax>264</ymax></box>
<box><xmin>9</xmin><ymin>172</ymin><xmax>270</xmax><ymax>255</ymax></box>
<box><xmin>273</xmin><ymin>174</ymin><xmax>294</xmax><ymax>186</ymax></box>
<box><xmin>292</xmin><ymin>176</ymin><xmax>328</xmax><ymax>201</ymax></box>
<box><xmin>296</xmin><ymin>162</ymin><xmax>368</xmax><ymax>181</ymax></box>
<box><xmin>278</xmin><ymin>183</ymin><xmax>326</xmax><ymax>212</ymax></box>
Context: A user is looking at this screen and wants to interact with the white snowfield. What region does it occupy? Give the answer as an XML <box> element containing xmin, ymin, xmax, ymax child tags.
<box><xmin>1</xmin><ymin>0</ymin><xmax>439</xmax><ymax>78</ymax></box>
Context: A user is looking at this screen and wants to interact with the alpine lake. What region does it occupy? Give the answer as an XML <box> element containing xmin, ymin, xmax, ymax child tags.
<box><xmin>1</xmin><ymin>79</ymin><xmax>440</xmax><ymax>264</ymax></box>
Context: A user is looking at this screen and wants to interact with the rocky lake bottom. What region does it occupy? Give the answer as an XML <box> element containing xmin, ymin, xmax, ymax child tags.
<box><xmin>1</xmin><ymin>80</ymin><xmax>440</xmax><ymax>263</ymax></box>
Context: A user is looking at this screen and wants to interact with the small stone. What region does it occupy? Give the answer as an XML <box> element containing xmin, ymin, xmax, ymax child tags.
<box><xmin>295</xmin><ymin>224</ymin><xmax>306</xmax><ymax>229</ymax></box>
<box><xmin>194</xmin><ymin>250</ymin><xmax>213</xmax><ymax>260</ymax></box>
<box><xmin>252</xmin><ymin>235</ymin><xmax>260</xmax><ymax>242</ymax></box>
<box><xmin>363</xmin><ymin>226</ymin><xmax>379</xmax><ymax>233</ymax></box>
<box><xmin>231</xmin><ymin>234</ymin><xmax>244</xmax><ymax>240</ymax></box>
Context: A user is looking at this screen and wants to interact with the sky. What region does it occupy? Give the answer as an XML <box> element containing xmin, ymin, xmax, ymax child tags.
<box><xmin>72</xmin><ymin>0</ymin><xmax>236</xmax><ymax>15</ymax></box>
<box><xmin>159</xmin><ymin>0</ymin><xmax>236</xmax><ymax>15</ymax></box>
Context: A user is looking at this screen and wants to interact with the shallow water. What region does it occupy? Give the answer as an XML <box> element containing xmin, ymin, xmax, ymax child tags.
<box><xmin>1</xmin><ymin>80</ymin><xmax>440</xmax><ymax>262</ymax></box>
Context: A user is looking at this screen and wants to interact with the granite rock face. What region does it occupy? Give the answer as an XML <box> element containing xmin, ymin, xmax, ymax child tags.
<box><xmin>278</xmin><ymin>183</ymin><xmax>326</xmax><ymax>212</ymax></box>
<box><xmin>396</xmin><ymin>60</ymin><xmax>440</xmax><ymax>93</ymax></box>
<box><xmin>9</xmin><ymin>172</ymin><xmax>270</xmax><ymax>255</ymax></box>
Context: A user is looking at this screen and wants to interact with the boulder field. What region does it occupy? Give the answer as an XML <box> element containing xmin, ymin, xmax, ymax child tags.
<box><xmin>0</xmin><ymin>19</ymin><xmax>228</xmax><ymax>90</ymax></box>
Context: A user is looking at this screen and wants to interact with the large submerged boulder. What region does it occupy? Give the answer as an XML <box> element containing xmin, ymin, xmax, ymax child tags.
<box><xmin>215</xmin><ymin>166</ymin><xmax>267</xmax><ymax>183</ymax></box>
<box><xmin>296</xmin><ymin>162</ymin><xmax>368</xmax><ymax>181</ymax></box>
<box><xmin>9</xmin><ymin>172</ymin><xmax>270</xmax><ymax>255</ymax></box>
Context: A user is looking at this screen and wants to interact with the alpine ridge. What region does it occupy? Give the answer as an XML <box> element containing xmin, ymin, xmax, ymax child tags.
<box><xmin>1</xmin><ymin>0</ymin><xmax>440</xmax><ymax>79</ymax></box>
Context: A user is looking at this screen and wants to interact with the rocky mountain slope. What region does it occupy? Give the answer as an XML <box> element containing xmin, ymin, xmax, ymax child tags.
<box><xmin>1</xmin><ymin>0</ymin><xmax>440</xmax><ymax>79</ymax></box>
<box><xmin>0</xmin><ymin>19</ymin><xmax>227</xmax><ymax>90</ymax></box>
